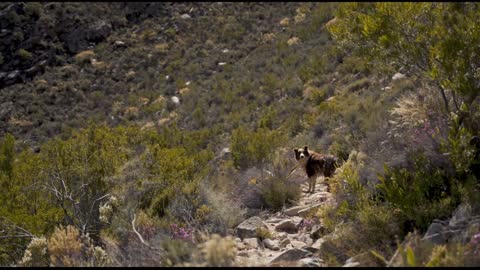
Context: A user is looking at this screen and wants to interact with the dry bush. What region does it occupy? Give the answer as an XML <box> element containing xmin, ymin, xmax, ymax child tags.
<box><xmin>18</xmin><ymin>237</ymin><xmax>48</xmax><ymax>267</ymax></box>
<box><xmin>197</xmin><ymin>186</ymin><xmax>247</xmax><ymax>235</ymax></box>
<box><xmin>389</xmin><ymin>92</ymin><xmax>428</xmax><ymax>131</ymax></box>
<box><xmin>199</xmin><ymin>234</ymin><xmax>237</xmax><ymax>267</ymax></box>
<box><xmin>47</xmin><ymin>225</ymin><xmax>111</xmax><ymax>267</ymax></box>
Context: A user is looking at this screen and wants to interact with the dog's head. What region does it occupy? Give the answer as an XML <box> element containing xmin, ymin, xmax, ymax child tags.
<box><xmin>293</xmin><ymin>145</ymin><xmax>310</xmax><ymax>161</ymax></box>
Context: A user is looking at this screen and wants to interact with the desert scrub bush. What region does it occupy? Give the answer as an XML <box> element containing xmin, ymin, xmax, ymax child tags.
<box><xmin>199</xmin><ymin>234</ymin><xmax>237</xmax><ymax>267</ymax></box>
<box><xmin>317</xmin><ymin>150</ymin><xmax>405</xmax><ymax>265</ymax></box>
<box><xmin>377</xmin><ymin>151</ymin><xmax>460</xmax><ymax>232</ymax></box>
<box><xmin>329</xmin><ymin>150</ymin><xmax>369</xmax><ymax>212</ymax></box>
<box><xmin>74</xmin><ymin>50</ymin><xmax>96</xmax><ymax>64</ymax></box>
<box><xmin>318</xmin><ymin>203</ymin><xmax>402</xmax><ymax>266</ymax></box>
<box><xmin>344</xmin><ymin>77</ymin><xmax>370</xmax><ymax>93</ymax></box>
<box><xmin>18</xmin><ymin>237</ymin><xmax>48</xmax><ymax>267</ymax></box>
<box><xmin>193</xmin><ymin>187</ymin><xmax>246</xmax><ymax>235</ymax></box>
<box><xmin>99</xmin><ymin>195</ymin><xmax>120</xmax><ymax>225</ymax></box>
<box><xmin>255</xmin><ymin>227</ymin><xmax>272</xmax><ymax>241</ymax></box>
<box><xmin>161</xmin><ymin>239</ymin><xmax>195</xmax><ymax>267</ymax></box>
<box><xmin>258</xmin><ymin>152</ymin><xmax>302</xmax><ymax>209</ymax></box>
<box><xmin>48</xmin><ymin>225</ymin><xmax>110</xmax><ymax>267</ymax></box>
<box><xmin>389</xmin><ymin>92</ymin><xmax>428</xmax><ymax>130</ymax></box>
<box><xmin>17</xmin><ymin>48</ymin><xmax>33</xmax><ymax>61</ymax></box>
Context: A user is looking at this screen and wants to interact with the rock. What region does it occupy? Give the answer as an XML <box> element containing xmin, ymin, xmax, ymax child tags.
<box><xmin>298</xmin><ymin>235</ymin><xmax>313</xmax><ymax>246</ymax></box>
<box><xmin>299</xmin><ymin>257</ymin><xmax>325</xmax><ymax>267</ymax></box>
<box><xmin>449</xmin><ymin>203</ymin><xmax>472</xmax><ymax>227</ymax></box>
<box><xmin>310</xmin><ymin>224</ymin><xmax>327</xmax><ymax>240</ymax></box>
<box><xmin>284</xmin><ymin>205</ymin><xmax>308</xmax><ymax>216</ymax></box>
<box><xmin>244</xmin><ymin>237</ymin><xmax>260</xmax><ymax>249</ymax></box>
<box><xmin>290</xmin><ymin>240</ymin><xmax>307</xmax><ymax>249</ymax></box>
<box><xmin>89</xmin><ymin>20</ymin><xmax>112</xmax><ymax>41</ymax></box>
<box><xmin>263</xmin><ymin>239</ymin><xmax>280</xmax><ymax>251</ymax></box>
<box><xmin>291</xmin><ymin>216</ymin><xmax>304</xmax><ymax>226</ymax></box>
<box><xmin>306</xmin><ymin>238</ymin><xmax>324</xmax><ymax>253</ymax></box>
<box><xmin>343</xmin><ymin>261</ymin><xmax>360</xmax><ymax>267</ymax></box>
<box><xmin>220</xmin><ymin>147</ymin><xmax>231</xmax><ymax>159</ymax></box>
<box><xmin>236</xmin><ymin>242</ymin><xmax>247</xmax><ymax>250</ymax></box>
<box><xmin>171</xmin><ymin>96</ymin><xmax>180</xmax><ymax>105</ymax></box>
<box><xmin>114</xmin><ymin>40</ymin><xmax>127</xmax><ymax>48</ymax></box>
<box><xmin>275</xmin><ymin>220</ymin><xmax>298</xmax><ymax>233</ymax></box>
<box><xmin>0</xmin><ymin>101</ymin><xmax>14</xmax><ymax>120</ymax></box>
<box><xmin>267</xmin><ymin>218</ymin><xmax>286</xmax><ymax>224</ymax></box>
<box><xmin>298</xmin><ymin>203</ymin><xmax>323</xmax><ymax>217</ymax></box>
<box><xmin>236</xmin><ymin>216</ymin><xmax>267</xmax><ymax>239</ymax></box>
<box><xmin>422</xmin><ymin>222</ymin><xmax>445</xmax><ymax>245</ymax></box>
<box><xmin>218</xmin><ymin>62</ymin><xmax>227</xmax><ymax>66</ymax></box>
<box><xmin>280</xmin><ymin>238</ymin><xmax>291</xmax><ymax>247</ymax></box>
<box><xmin>392</xmin><ymin>72</ymin><xmax>406</xmax><ymax>80</ymax></box>
<box><xmin>276</xmin><ymin>232</ymin><xmax>288</xmax><ymax>240</ymax></box>
<box><xmin>180</xmin><ymin>13</ymin><xmax>191</xmax><ymax>19</ymax></box>
<box><xmin>237</xmin><ymin>251</ymin><xmax>249</xmax><ymax>257</ymax></box>
<box><xmin>269</xmin><ymin>248</ymin><xmax>311</xmax><ymax>265</ymax></box>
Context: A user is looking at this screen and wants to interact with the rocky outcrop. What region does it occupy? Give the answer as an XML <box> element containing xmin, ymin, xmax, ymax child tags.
<box><xmin>233</xmin><ymin>182</ymin><xmax>332</xmax><ymax>266</ymax></box>
<box><xmin>235</xmin><ymin>216</ymin><xmax>267</xmax><ymax>239</ymax></box>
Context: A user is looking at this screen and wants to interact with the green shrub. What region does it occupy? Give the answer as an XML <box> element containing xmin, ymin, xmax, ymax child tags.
<box><xmin>24</xmin><ymin>2</ymin><xmax>42</xmax><ymax>17</ymax></box>
<box><xmin>231</xmin><ymin>126</ymin><xmax>284</xmax><ymax>170</ymax></box>
<box><xmin>17</xmin><ymin>48</ymin><xmax>33</xmax><ymax>61</ymax></box>
<box><xmin>377</xmin><ymin>152</ymin><xmax>460</xmax><ymax>232</ymax></box>
<box><xmin>161</xmin><ymin>239</ymin><xmax>195</xmax><ymax>267</ymax></box>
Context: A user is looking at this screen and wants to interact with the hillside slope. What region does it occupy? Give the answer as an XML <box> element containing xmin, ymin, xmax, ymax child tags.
<box><xmin>1</xmin><ymin>2</ymin><xmax>479</xmax><ymax>267</ymax></box>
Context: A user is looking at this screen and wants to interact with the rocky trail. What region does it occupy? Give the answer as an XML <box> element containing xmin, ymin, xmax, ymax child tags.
<box><xmin>231</xmin><ymin>177</ymin><xmax>480</xmax><ymax>267</ymax></box>
<box><xmin>232</xmin><ymin>180</ymin><xmax>339</xmax><ymax>267</ymax></box>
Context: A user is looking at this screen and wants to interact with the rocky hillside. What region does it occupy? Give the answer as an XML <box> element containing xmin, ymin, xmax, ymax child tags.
<box><xmin>1</xmin><ymin>2</ymin><xmax>479</xmax><ymax>267</ymax></box>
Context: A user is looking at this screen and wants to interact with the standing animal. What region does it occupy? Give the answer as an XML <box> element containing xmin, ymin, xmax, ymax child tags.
<box><xmin>293</xmin><ymin>146</ymin><xmax>338</xmax><ymax>193</ymax></box>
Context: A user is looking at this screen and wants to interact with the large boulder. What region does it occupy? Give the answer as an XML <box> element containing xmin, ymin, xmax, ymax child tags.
<box><xmin>275</xmin><ymin>219</ymin><xmax>298</xmax><ymax>233</ymax></box>
<box><xmin>449</xmin><ymin>203</ymin><xmax>472</xmax><ymax>227</ymax></box>
<box><xmin>236</xmin><ymin>216</ymin><xmax>267</xmax><ymax>239</ymax></box>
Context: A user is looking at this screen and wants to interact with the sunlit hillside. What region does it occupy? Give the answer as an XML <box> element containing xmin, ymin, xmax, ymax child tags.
<box><xmin>0</xmin><ymin>2</ymin><xmax>479</xmax><ymax>267</ymax></box>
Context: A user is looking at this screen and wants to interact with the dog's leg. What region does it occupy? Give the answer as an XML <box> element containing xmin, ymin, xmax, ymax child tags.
<box><xmin>312</xmin><ymin>177</ymin><xmax>317</xmax><ymax>193</ymax></box>
<box><xmin>309</xmin><ymin>176</ymin><xmax>316</xmax><ymax>194</ymax></box>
